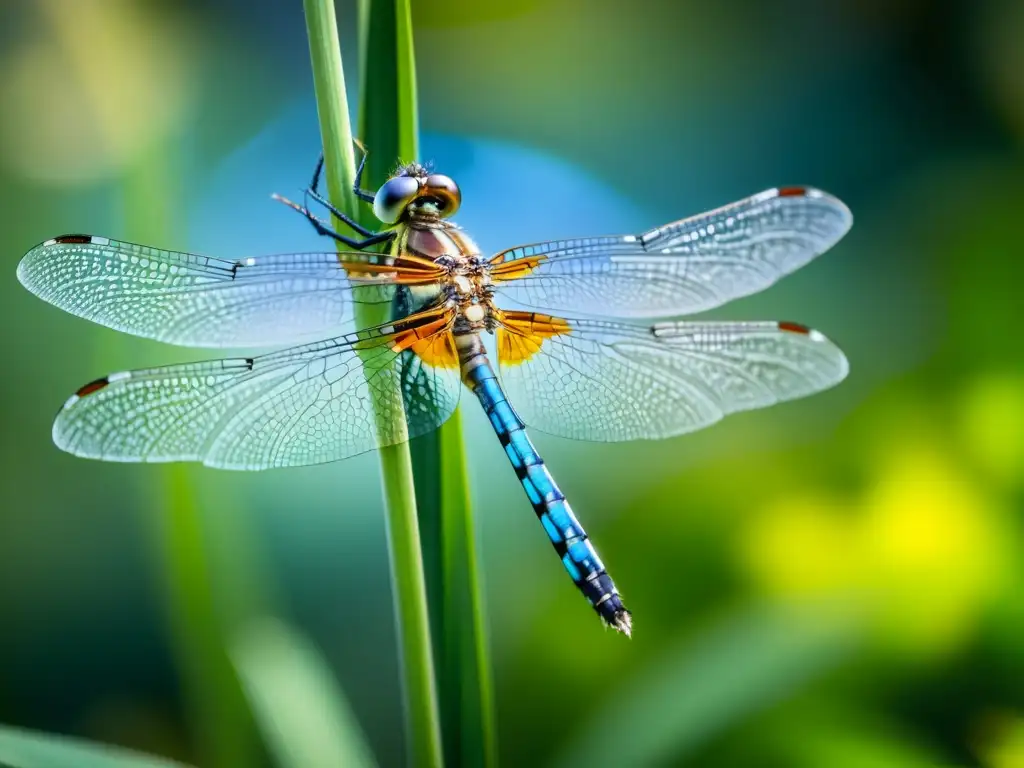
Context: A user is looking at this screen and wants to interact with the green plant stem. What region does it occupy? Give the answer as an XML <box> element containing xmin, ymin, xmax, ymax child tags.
<box><xmin>355</xmin><ymin>1</ymin><xmax>496</xmax><ymax>764</ymax></box>
<box><xmin>414</xmin><ymin>414</ymin><xmax>496</xmax><ymax>768</ymax></box>
<box><xmin>301</xmin><ymin>2</ymin><xmax>443</xmax><ymax>766</ymax></box>
<box><xmin>439</xmin><ymin>411</ymin><xmax>497</xmax><ymax>768</ymax></box>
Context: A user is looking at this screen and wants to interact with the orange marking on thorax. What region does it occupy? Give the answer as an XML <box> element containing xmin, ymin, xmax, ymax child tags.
<box><xmin>339</xmin><ymin>259</ymin><xmax>443</xmax><ymax>284</ymax></box>
<box><xmin>408</xmin><ymin>332</ymin><xmax>459</xmax><ymax>368</ymax></box>
<box><xmin>338</xmin><ymin>225</ymin><xmax>441</xmax><ymax>280</ymax></box>
<box><xmin>387</xmin><ymin>313</ymin><xmax>460</xmax><ymax>368</ymax></box>
<box><xmin>496</xmin><ymin>310</ymin><xmax>572</xmax><ymax>366</ymax></box>
<box><xmin>488</xmin><ymin>254</ymin><xmax>546</xmax><ymax>282</ymax></box>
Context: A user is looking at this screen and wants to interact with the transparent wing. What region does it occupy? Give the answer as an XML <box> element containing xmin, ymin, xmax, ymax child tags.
<box><xmin>17</xmin><ymin>235</ymin><xmax>444</xmax><ymax>348</ymax></box>
<box><xmin>495</xmin><ymin>312</ymin><xmax>848</xmax><ymax>442</ymax></box>
<box><xmin>489</xmin><ymin>187</ymin><xmax>851</xmax><ymax>318</ymax></box>
<box><xmin>53</xmin><ymin>308</ymin><xmax>462</xmax><ymax>469</ymax></box>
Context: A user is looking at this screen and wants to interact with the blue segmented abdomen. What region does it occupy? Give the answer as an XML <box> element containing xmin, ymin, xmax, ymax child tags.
<box><xmin>459</xmin><ymin>339</ymin><xmax>631</xmax><ymax>635</ymax></box>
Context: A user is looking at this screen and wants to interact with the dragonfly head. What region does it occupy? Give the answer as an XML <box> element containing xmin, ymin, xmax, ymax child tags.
<box><xmin>373</xmin><ymin>165</ymin><xmax>462</xmax><ymax>224</ymax></box>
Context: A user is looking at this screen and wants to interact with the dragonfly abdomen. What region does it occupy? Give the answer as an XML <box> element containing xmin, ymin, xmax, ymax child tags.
<box><xmin>458</xmin><ymin>334</ymin><xmax>632</xmax><ymax>635</ymax></box>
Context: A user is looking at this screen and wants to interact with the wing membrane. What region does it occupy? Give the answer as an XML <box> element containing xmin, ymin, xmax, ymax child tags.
<box><xmin>495</xmin><ymin>312</ymin><xmax>848</xmax><ymax>442</ymax></box>
<box><xmin>18</xmin><ymin>235</ymin><xmax>443</xmax><ymax>348</ymax></box>
<box><xmin>53</xmin><ymin>308</ymin><xmax>461</xmax><ymax>469</ymax></box>
<box><xmin>489</xmin><ymin>187</ymin><xmax>851</xmax><ymax>318</ymax></box>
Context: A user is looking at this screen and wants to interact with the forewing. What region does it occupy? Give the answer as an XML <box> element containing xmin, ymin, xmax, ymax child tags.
<box><xmin>53</xmin><ymin>309</ymin><xmax>462</xmax><ymax>469</ymax></box>
<box><xmin>495</xmin><ymin>312</ymin><xmax>848</xmax><ymax>442</ymax></box>
<box><xmin>17</xmin><ymin>235</ymin><xmax>443</xmax><ymax>348</ymax></box>
<box><xmin>489</xmin><ymin>187</ymin><xmax>851</xmax><ymax>318</ymax></box>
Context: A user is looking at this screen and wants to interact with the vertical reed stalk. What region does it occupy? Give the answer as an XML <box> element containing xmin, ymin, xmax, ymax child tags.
<box><xmin>354</xmin><ymin>2</ymin><xmax>496</xmax><ymax>764</ymax></box>
<box><xmin>437</xmin><ymin>411</ymin><xmax>497</xmax><ymax>768</ymax></box>
<box><xmin>301</xmin><ymin>1</ymin><xmax>442</xmax><ymax>765</ymax></box>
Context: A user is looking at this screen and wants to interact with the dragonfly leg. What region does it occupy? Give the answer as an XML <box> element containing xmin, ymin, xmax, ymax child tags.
<box><xmin>326</xmin><ymin>230</ymin><xmax>394</xmax><ymax>250</ymax></box>
<box><xmin>301</xmin><ymin>151</ymin><xmax>378</xmax><ymax>236</ymax></box>
<box><xmin>272</xmin><ymin>192</ymin><xmax>394</xmax><ymax>250</ymax></box>
<box><xmin>309</xmin><ymin>142</ymin><xmax>376</xmax><ymax>205</ymax></box>
<box><xmin>352</xmin><ymin>138</ymin><xmax>376</xmax><ymax>202</ymax></box>
<box><xmin>304</xmin><ymin>188</ymin><xmax>377</xmax><ymax>236</ymax></box>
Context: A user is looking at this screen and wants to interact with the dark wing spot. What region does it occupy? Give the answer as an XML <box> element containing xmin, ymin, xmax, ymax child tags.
<box><xmin>53</xmin><ymin>235</ymin><xmax>94</xmax><ymax>244</ymax></box>
<box><xmin>776</xmin><ymin>187</ymin><xmax>807</xmax><ymax>198</ymax></box>
<box><xmin>778</xmin><ymin>321</ymin><xmax>811</xmax><ymax>334</ymax></box>
<box><xmin>76</xmin><ymin>377</ymin><xmax>109</xmax><ymax>397</ymax></box>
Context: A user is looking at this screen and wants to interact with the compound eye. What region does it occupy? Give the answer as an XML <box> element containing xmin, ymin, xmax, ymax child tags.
<box><xmin>373</xmin><ymin>175</ymin><xmax>420</xmax><ymax>223</ymax></box>
<box><xmin>424</xmin><ymin>174</ymin><xmax>461</xmax><ymax>217</ymax></box>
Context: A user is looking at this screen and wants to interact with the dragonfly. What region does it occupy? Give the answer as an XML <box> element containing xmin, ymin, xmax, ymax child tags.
<box><xmin>17</xmin><ymin>144</ymin><xmax>852</xmax><ymax>636</ymax></box>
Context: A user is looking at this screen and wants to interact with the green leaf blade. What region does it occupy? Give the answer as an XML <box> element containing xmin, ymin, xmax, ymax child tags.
<box><xmin>355</xmin><ymin>1</ymin><xmax>496</xmax><ymax>765</ymax></box>
<box><xmin>231</xmin><ymin>619</ymin><xmax>378</xmax><ymax>768</ymax></box>
<box><xmin>0</xmin><ymin>725</ymin><xmax>192</xmax><ymax>768</ymax></box>
<box><xmin>301</xmin><ymin>2</ymin><xmax>444</xmax><ymax>766</ymax></box>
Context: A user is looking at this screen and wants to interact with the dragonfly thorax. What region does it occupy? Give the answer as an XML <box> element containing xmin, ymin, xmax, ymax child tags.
<box><xmin>452</xmin><ymin>273</ymin><xmax>473</xmax><ymax>294</ymax></box>
<box><xmin>398</xmin><ymin>220</ymin><xmax>494</xmax><ymax>328</ymax></box>
<box><xmin>439</xmin><ymin>257</ymin><xmax>495</xmax><ymax>332</ymax></box>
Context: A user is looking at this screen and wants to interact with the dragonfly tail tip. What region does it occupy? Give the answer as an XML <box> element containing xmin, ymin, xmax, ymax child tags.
<box><xmin>612</xmin><ymin>609</ymin><xmax>633</xmax><ymax>638</ymax></box>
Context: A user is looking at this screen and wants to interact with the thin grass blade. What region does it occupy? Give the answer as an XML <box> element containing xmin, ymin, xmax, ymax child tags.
<box><xmin>301</xmin><ymin>1</ymin><xmax>443</xmax><ymax>765</ymax></box>
<box><xmin>355</xmin><ymin>1</ymin><xmax>495</xmax><ymax>764</ymax></box>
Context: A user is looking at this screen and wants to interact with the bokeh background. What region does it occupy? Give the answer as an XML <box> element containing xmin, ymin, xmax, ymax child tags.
<box><xmin>2</xmin><ymin>0</ymin><xmax>1023</xmax><ymax>766</ymax></box>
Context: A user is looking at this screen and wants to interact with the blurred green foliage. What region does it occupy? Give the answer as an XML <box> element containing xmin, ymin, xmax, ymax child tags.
<box><xmin>1</xmin><ymin>1</ymin><xmax>1022</xmax><ymax>767</ymax></box>
<box><xmin>0</xmin><ymin>724</ymin><xmax>191</xmax><ymax>767</ymax></box>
